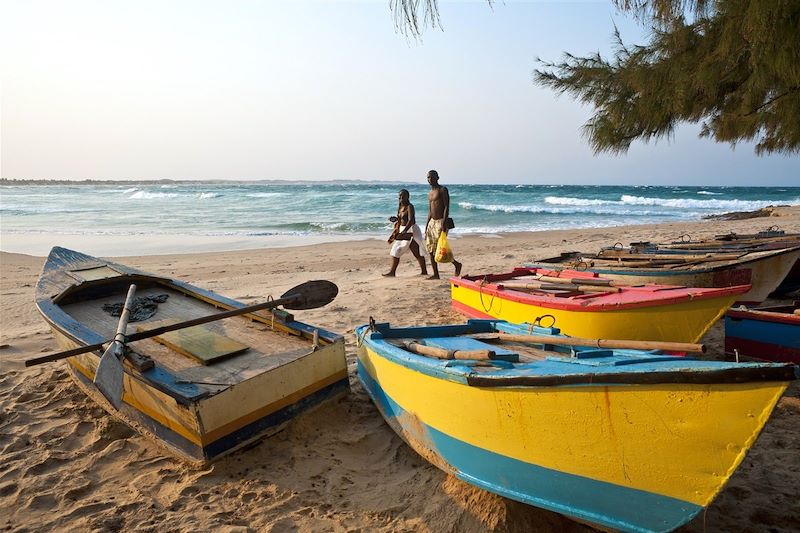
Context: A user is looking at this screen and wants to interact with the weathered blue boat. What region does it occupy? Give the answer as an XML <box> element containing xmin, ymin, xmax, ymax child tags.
<box><xmin>36</xmin><ymin>247</ymin><xmax>349</xmax><ymax>463</ymax></box>
<box><xmin>726</xmin><ymin>303</ymin><xmax>800</xmax><ymax>363</ymax></box>
<box><xmin>356</xmin><ymin>319</ymin><xmax>798</xmax><ymax>533</ymax></box>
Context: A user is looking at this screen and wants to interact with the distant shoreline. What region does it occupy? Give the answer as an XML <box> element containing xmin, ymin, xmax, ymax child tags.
<box><xmin>0</xmin><ymin>178</ymin><xmax>422</xmax><ymax>186</ymax></box>
<box><xmin>3</xmin><ymin>178</ymin><xmax>798</xmax><ymax>188</ymax></box>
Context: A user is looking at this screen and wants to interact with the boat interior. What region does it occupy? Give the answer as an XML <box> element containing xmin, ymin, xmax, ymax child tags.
<box><xmin>57</xmin><ymin>275</ymin><xmax>318</xmax><ymax>389</ymax></box>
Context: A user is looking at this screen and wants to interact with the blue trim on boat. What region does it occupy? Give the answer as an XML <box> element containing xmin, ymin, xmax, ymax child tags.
<box><xmin>355</xmin><ymin>323</ymin><xmax>786</xmax><ymax>387</ymax></box>
<box><xmin>725</xmin><ymin>316</ymin><xmax>800</xmax><ymax>350</ymax></box>
<box><xmin>356</xmin><ymin>359</ymin><xmax>701</xmax><ymax>533</ymax></box>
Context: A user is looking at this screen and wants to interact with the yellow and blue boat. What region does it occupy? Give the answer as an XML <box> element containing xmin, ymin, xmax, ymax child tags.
<box><xmin>35</xmin><ymin>247</ymin><xmax>349</xmax><ymax>463</ymax></box>
<box><xmin>356</xmin><ymin>319</ymin><xmax>797</xmax><ymax>533</ymax></box>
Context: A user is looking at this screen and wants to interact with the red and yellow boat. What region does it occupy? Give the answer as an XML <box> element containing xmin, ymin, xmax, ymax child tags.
<box><xmin>450</xmin><ymin>267</ymin><xmax>749</xmax><ymax>343</ymax></box>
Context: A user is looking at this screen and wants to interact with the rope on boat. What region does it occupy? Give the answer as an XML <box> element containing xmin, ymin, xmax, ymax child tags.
<box><xmin>356</xmin><ymin>317</ymin><xmax>375</xmax><ymax>348</ymax></box>
<box><xmin>267</xmin><ymin>295</ymin><xmax>275</xmax><ymax>330</ymax></box>
<box><xmin>532</xmin><ymin>314</ymin><xmax>556</xmax><ymax>329</ymax></box>
<box><xmin>478</xmin><ymin>277</ymin><xmax>495</xmax><ymax>313</ymax></box>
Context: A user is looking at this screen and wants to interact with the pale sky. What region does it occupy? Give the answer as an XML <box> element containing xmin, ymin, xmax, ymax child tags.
<box><xmin>1</xmin><ymin>0</ymin><xmax>798</xmax><ymax>185</ymax></box>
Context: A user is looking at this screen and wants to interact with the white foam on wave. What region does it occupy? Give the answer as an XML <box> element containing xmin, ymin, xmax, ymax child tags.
<box><xmin>619</xmin><ymin>195</ymin><xmax>799</xmax><ymax>210</ymax></box>
<box><xmin>458</xmin><ymin>201</ymin><xmax>677</xmax><ymax>218</ymax></box>
<box><xmin>697</xmin><ymin>190</ymin><xmax>722</xmax><ymax>195</ymax></box>
<box><xmin>460</xmin><ymin>202</ymin><xmax>548</xmax><ymax>213</ymax></box>
<box><xmin>246</xmin><ymin>192</ymin><xmax>286</xmax><ymax>198</ymax></box>
<box><xmin>129</xmin><ymin>190</ymin><xmax>180</xmax><ymax>199</ymax></box>
<box><xmin>544</xmin><ymin>196</ymin><xmax>614</xmax><ymax>206</ymax></box>
<box><xmin>122</xmin><ymin>187</ymin><xmax>138</xmax><ymax>194</ymax></box>
<box><xmin>199</xmin><ymin>192</ymin><xmax>220</xmax><ymax>199</ymax></box>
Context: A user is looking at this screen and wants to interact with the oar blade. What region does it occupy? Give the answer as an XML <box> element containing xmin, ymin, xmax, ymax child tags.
<box><xmin>280</xmin><ymin>280</ymin><xmax>338</xmax><ymax>310</ymax></box>
<box><xmin>94</xmin><ymin>344</ymin><xmax>125</xmax><ymax>409</ymax></box>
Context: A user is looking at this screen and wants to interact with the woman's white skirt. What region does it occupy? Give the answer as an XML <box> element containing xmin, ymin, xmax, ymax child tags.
<box><xmin>390</xmin><ymin>224</ymin><xmax>424</xmax><ymax>258</ymax></box>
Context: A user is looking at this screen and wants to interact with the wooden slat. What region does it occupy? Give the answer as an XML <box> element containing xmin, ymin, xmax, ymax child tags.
<box><xmin>138</xmin><ymin>320</ymin><xmax>249</xmax><ymax>365</ymax></box>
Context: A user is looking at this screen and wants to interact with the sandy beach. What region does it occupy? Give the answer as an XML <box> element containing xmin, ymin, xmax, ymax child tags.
<box><xmin>2</xmin><ymin>210</ymin><xmax>799</xmax><ymax>533</ymax></box>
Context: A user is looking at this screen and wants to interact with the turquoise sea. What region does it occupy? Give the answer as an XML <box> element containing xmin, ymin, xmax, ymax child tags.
<box><xmin>1</xmin><ymin>182</ymin><xmax>799</xmax><ymax>254</ymax></box>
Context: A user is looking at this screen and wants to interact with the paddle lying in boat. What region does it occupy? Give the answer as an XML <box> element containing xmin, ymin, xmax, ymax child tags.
<box><xmin>471</xmin><ymin>332</ymin><xmax>706</xmax><ymax>354</ymax></box>
<box><xmin>26</xmin><ymin>279</ymin><xmax>339</xmax><ymax>367</ymax></box>
<box><xmin>33</xmin><ymin>247</ymin><xmax>349</xmax><ymax>463</ymax></box>
<box><xmin>356</xmin><ymin>318</ymin><xmax>799</xmax><ymax>533</ymax></box>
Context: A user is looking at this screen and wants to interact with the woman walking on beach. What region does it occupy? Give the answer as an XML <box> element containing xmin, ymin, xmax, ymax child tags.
<box><xmin>383</xmin><ymin>189</ymin><xmax>428</xmax><ymax>277</ymax></box>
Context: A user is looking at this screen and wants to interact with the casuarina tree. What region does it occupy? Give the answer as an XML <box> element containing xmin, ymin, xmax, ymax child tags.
<box><xmin>392</xmin><ymin>0</ymin><xmax>800</xmax><ymax>155</ymax></box>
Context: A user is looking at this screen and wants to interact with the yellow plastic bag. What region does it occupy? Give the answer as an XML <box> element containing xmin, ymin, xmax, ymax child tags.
<box><xmin>435</xmin><ymin>231</ymin><xmax>454</xmax><ymax>263</ymax></box>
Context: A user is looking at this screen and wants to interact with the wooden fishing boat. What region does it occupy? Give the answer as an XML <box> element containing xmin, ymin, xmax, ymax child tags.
<box><xmin>34</xmin><ymin>247</ymin><xmax>349</xmax><ymax>463</ymax></box>
<box><xmin>625</xmin><ymin>229</ymin><xmax>800</xmax><ymax>295</ymax></box>
<box><xmin>356</xmin><ymin>319</ymin><xmax>798</xmax><ymax>533</ymax></box>
<box><xmin>529</xmin><ymin>246</ymin><xmax>800</xmax><ymax>305</ymax></box>
<box><xmin>725</xmin><ymin>303</ymin><xmax>800</xmax><ymax>363</ymax></box>
<box><xmin>450</xmin><ymin>267</ymin><xmax>748</xmax><ymax>343</ymax></box>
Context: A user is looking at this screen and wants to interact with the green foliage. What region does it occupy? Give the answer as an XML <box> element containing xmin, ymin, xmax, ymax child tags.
<box><xmin>535</xmin><ymin>0</ymin><xmax>800</xmax><ymax>155</ymax></box>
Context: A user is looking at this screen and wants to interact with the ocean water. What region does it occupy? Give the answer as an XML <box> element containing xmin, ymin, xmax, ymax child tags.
<box><xmin>1</xmin><ymin>182</ymin><xmax>799</xmax><ymax>253</ymax></box>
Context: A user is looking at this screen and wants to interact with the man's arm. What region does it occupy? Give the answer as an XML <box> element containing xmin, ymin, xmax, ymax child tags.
<box><xmin>442</xmin><ymin>187</ymin><xmax>450</xmax><ymax>233</ymax></box>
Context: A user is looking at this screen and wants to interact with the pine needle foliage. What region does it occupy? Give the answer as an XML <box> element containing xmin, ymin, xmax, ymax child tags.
<box><xmin>535</xmin><ymin>0</ymin><xmax>800</xmax><ymax>155</ymax></box>
<box><xmin>391</xmin><ymin>0</ymin><xmax>798</xmax><ymax>154</ymax></box>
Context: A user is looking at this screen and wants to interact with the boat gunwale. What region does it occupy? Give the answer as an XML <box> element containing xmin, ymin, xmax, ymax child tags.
<box><xmin>527</xmin><ymin>245</ymin><xmax>800</xmax><ymax>275</ymax></box>
<box><xmin>452</xmin><ymin>268</ymin><xmax>749</xmax><ymax>312</ymax></box>
<box><xmin>357</xmin><ymin>321</ymin><xmax>799</xmax><ymax>388</ymax></box>
<box><xmin>726</xmin><ymin>306</ymin><xmax>800</xmax><ymax>326</ymax></box>
<box><xmin>36</xmin><ymin>247</ymin><xmax>345</xmax><ymax>404</ymax></box>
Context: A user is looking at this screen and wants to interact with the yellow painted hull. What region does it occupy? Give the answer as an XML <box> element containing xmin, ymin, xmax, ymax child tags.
<box><xmin>47</xmin><ymin>318</ymin><xmax>348</xmax><ymax>464</ymax></box>
<box><xmin>451</xmin><ymin>283</ymin><xmax>737</xmax><ymax>343</ymax></box>
<box><xmin>356</xmin><ymin>329</ymin><xmax>791</xmax><ymax>532</ymax></box>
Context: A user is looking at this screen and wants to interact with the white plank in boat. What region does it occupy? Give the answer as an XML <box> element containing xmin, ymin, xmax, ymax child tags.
<box><xmin>137</xmin><ymin>320</ymin><xmax>250</xmax><ymax>365</ymax></box>
<box><xmin>70</xmin><ymin>266</ymin><xmax>121</xmax><ymax>281</ymax></box>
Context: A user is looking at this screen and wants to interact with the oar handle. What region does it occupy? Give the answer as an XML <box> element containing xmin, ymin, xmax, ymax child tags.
<box><xmin>112</xmin><ymin>284</ymin><xmax>137</xmax><ymax>344</ymax></box>
<box><xmin>124</xmin><ymin>293</ymin><xmax>297</xmax><ymax>343</ymax></box>
<box><xmin>494</xmin><ymin>333</ymin><xmax>706</xmax><ymax>354</ymax></box>
<box><xmin>406</xmin><ymin>342</ymin><xmax>495</xmax><ymax>360</ymax></box>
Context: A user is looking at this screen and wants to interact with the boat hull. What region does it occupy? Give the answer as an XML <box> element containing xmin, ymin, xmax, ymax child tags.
<box><xmin>451</xmin><ymin>282</ymin><xmax>738</xmax><ymax>343</ymax></box>
<box><xmin>357</xmin><ymin>324</ymin><xmax>792</xmax><ymax>533</ymax></box>
<box><xmin>725</xmin><ymin>307</ymin><xmax>800</xmax><ymax>364</ymax></box>
<box><xmin>35</xmin><ymin>247</ymin><xmax>349</xmax><ymax>464</ymax></box>
<box><xmin>47</xmin><ymin>322</ymin><xmax>349</xmax><ymax>463</ymax></box>
<box><xmin>529</xmin><ymin>248</ymin><xmax>800</xmax><ymax>305</ymax></box>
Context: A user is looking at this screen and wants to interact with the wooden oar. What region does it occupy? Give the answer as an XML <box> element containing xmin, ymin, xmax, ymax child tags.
<box><xmin>404</xmin><ymin>341</ymin><xmax>495</xmax><ymax>360</ymax></box>
<box><xmin>25</xmin><ymin>280</ymin><xmax>339</xmax><ymax>368</ymax></box>
<box><xmin>499</xmin><ymin>281</ymin><xmax>621</xmax><ymax>294</ymax></box>
<box><xmin>93</xmin><ymin>284</ymin><xmax>137</xmax><ymax>408</ymax></box>
<box><xmin>597</xmin><ymin>251</ymin><xmax>743</xmax><ymax>261</ymax></box>
<box><xmin>473</xmin><ymin>332</ymin><xmax>706</xmax><ymax>354</ymax></box>
<box><xmin>517</xmin><ymin>275</ymin><xmax>621</xmax><ymax>287</ymax></box>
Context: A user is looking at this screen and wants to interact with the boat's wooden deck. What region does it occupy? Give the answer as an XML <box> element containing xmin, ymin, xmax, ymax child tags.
<box><xmin>61</xmin><ymin>284</ymin><xmax>315</xmax><ymax>388</ymax></box>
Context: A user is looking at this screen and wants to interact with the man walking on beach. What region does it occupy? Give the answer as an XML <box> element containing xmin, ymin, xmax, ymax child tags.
<box><xmin>425</xmin><ymin>170</ymin><xmax>462</xmax><ymax>280</ymax></box>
